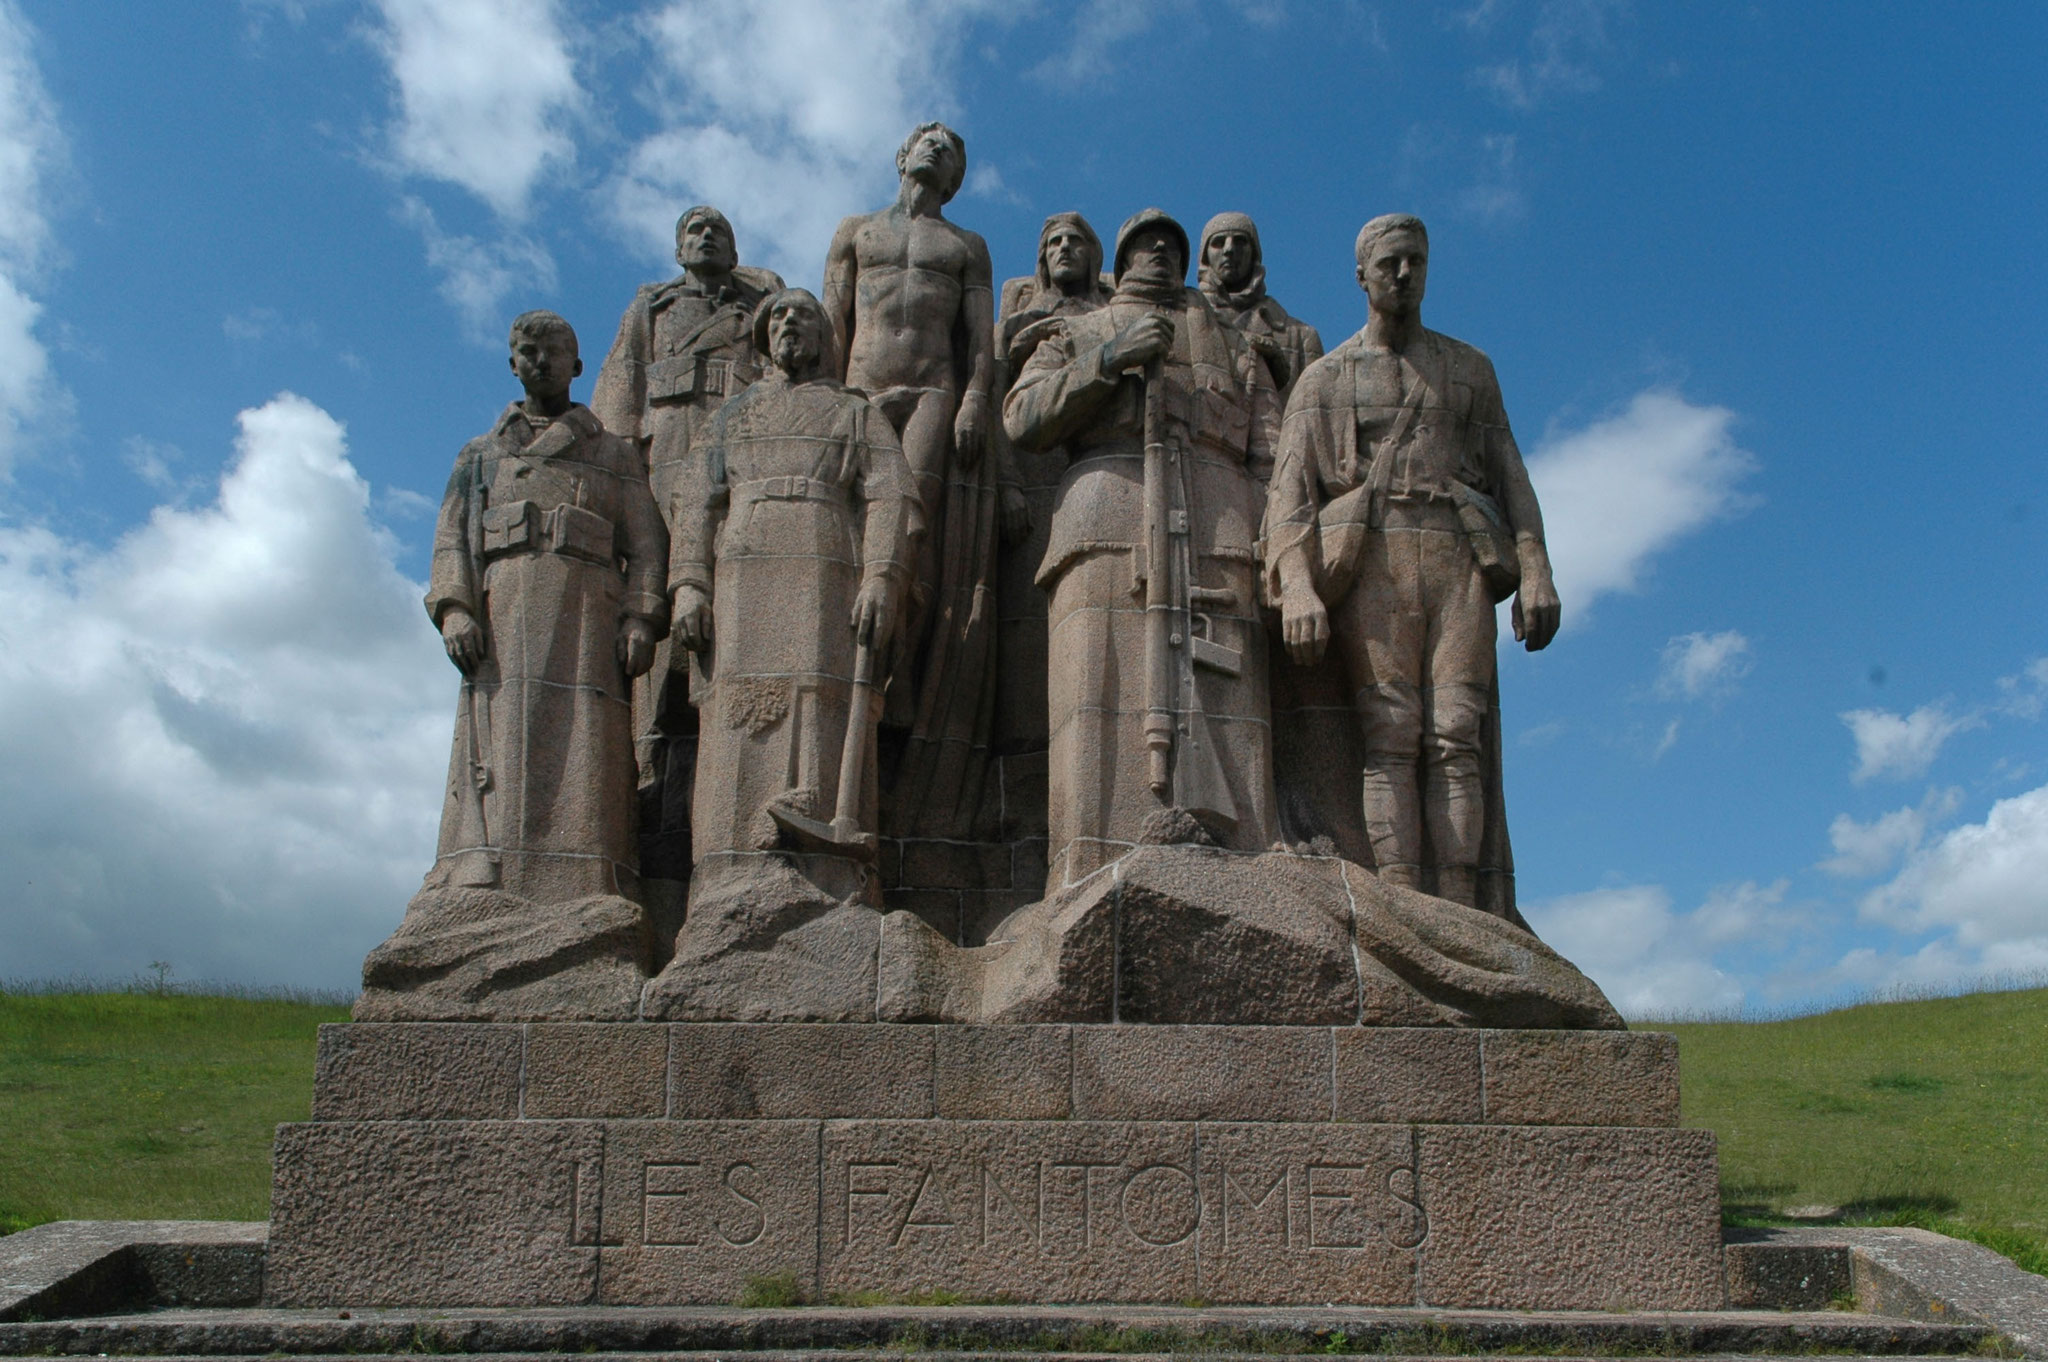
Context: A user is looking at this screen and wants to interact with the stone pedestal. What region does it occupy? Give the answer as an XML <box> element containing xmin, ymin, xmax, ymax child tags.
<box><xmin>266</xmin><ymin>1023</ymin><xmax>1723</xmax><ymax>1311</ymax></box>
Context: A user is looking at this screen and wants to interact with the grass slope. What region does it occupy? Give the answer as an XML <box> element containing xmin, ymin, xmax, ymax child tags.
<box><xmin>1666</xmin><ymin>986</ymin><xmax>2048</xmax><ymax>1274</ymax></box>
<box><xmin>0</xmin><ymin>993</ymin><xmax>348</xmax><ymax>1234</ymax></box>
<box><xmin>0</xmin><ymin>987</ymin><xmax>2041</xmax><ymax>1279</ymax></box>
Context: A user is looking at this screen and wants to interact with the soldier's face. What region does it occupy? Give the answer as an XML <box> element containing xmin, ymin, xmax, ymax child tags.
<box><xmin>1205</xmin><ymin>230</ymin><xmax>1255</xmax><ymax>290</ymax></box>
<box><xmin>1044</xmin><ymin>227</ymin><xmax>1092</xmax><ymax>287</ymax></box>
<box><xmin>1359</xmin><ymin>232</ymin><xmax>1428</xmax><ymax>315</ymax></box>
<box><xmin>767</xmin><ymin>303</ymin><xmax>824</xmax><ymax>374</ymax></box>
<box><xmin>676</xmin><ymin>215</ymin><xmax>736</xmax><ymax>272</ymax></box>
<box><xmin>1122</xmin><ymin>229</ymin><xmax>1184</xmax><ymax>287</ymax></box>
<box><xmin>510</xmin><ymin>333</ymin><xmax>580</xmax><ymax>398</ymax></box>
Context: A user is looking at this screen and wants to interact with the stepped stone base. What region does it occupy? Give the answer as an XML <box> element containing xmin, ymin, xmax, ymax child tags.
<box><xmin>266</xmin><ymin>1023</ymin><xmax>1722</xmax><ymax>1312</ymax></box>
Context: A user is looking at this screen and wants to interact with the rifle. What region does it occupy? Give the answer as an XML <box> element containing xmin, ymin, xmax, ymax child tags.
<box><xmin>1138</xmin><ymin>354</ymin><xmax>1241</xmax><ymax>833</ymax></box>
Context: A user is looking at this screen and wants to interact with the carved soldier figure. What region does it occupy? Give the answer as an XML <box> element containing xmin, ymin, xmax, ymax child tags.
<box><xmin>1006</xmin><ymin>208</ymin><xmax>1281</xmax><ymax>888</ymax></box>
<box><xmin>1264</xmin><ymin>214</ymin><xmax>1560</xmax><ymax>916</ymax></box>
<box><xmin>1198</xmin><ymin>211</ymin><xmax>1324</xmax><ymax>399</ymax></box>
<box><xmin>591</xmin><ymin>206</ymin><xmax>783</xmax><ymax>882</ymax></box>
<box><xmin>824</xmin><ymin>122</ymin><xmax>1009</xmax><ymax>835</ymax></box>
<box><xmin>359</xmin><ymin>311</ymin><xmax>669</xmax><ymax>1018</ymax></box>
<box><xmin>667</xmin><ymin>289</ymin><xmax>922</xmax><ymax>908</ymax></box>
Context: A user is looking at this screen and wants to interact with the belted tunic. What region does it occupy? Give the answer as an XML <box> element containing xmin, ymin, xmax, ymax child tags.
<box><xmin>674</xmin><ymin>373</ymin><xmax>921</xmax><ymax>877</ymax></box>
<box><xmin>421</xmin><ymin>402</ymin><xmax>668</xmax><ymax>902</ymax></box>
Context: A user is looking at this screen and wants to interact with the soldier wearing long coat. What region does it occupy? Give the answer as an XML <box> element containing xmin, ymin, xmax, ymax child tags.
<box><xmin>670</xmin><ymin>290</ymin><xmax>922</xmax><ymax>905</ymax></box>
<box><xmin>590</xmin><ymin>205</ymin><xmax>783</xmax><ymax>878</ymax></box>
<box><xmin>420</xmin><ymin>313</ymin><xmax>669</xmax><ymax>904</ymax></box>
<box><xmin>1005</xmin><ymin>209</ymin><xmax>1280</xmax><ymax>889</ymax></box>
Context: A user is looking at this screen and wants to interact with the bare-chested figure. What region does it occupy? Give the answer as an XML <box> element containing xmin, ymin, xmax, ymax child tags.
<box><xmin>824</xmin><ymin>124</ymin><xmax>994</xmax><ymax>676</ymax></box>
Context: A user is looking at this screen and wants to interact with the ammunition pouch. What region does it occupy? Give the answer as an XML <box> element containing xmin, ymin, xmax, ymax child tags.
<box><xmin>648</xmin><ymin>354</ymin><xmax>757</xmax><ymax>405</ymax></box>
<box><xmin>480</xmin><ymin>500</ymin><xmax>617</xmax><ymax>567</ymax></box>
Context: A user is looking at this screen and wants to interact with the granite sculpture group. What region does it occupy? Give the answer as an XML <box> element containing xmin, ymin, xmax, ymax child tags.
<box><xmin>280</xmin><ymin>124</ymin><xmax>1725</xmax><ymax>1312</ymax></box>
<box><xmin>359</xmin><ymin>122</ymin><xmax>1595</xmax><ymax>1029</ymax></box>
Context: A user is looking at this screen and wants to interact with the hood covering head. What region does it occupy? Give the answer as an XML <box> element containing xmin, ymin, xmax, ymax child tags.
<box><xmin>752</xmin><ymin>287</ymin><xmax>831</xmax><ymax>379</ymax></box>
<box><xmin>1036</xmin><ymin>211</ymin><xmax>1107</xmax><ymax>296</ymax></box>
<box><xmin>1198</xmin><ymin>210</ymin><xmax>1266</xmax><ymax>304</ymax></box>
<box><xmin>1112</xmin><ymin>207</ymin><xmax>1190</xmax><ymax>284</ymax></box>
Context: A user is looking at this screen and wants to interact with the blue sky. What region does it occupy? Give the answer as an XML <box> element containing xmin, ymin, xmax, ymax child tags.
<box><xmin>1</xmin><ymin>1</ymin><xmax>2044</xmax><ymax>1015</ymax></box>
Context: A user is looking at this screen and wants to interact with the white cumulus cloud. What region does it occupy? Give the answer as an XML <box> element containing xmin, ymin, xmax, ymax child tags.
<box><xmin>0</xmin><ymin>0</ymin><xmax>68</xmax><ymax>478</ymax></box>
<box><xmin>1520</xmin><ymin>883</ymin><xmax>1750</xmax><ymax>1019</ymax></box>
<box><xmin>1656</xmin><ymin>628</ymin><xmax>1751</xmax><ymax>701</ymax></box>
<box><xmin>1841</xmin><ymin>702</ymin><xmax>1977</xmax><ymax>784</ymax></box>
<box><xmin>368</xmin><ymin>0</ymin><xmax>581</xmax><ymax>336</ymax></box>
<box><xmin>1820</xmin><ymin>786</ymin><xmax>1960</xmax><ymax>879</ymax></box>
<box><xmin>1858</xmin><ymin>783</ymin><xmax>2048</xmax><ymax>971</ymax></box>
<box><xmin>0</xmin><ymin>394</ymin><xmax>450</xmax><ymax>991</ymax></box>
<box><xmin>614</xmin><ymin>0</ymin><xmax>1005</xmax><ymax>288</ymax></box>
<box><xmin>1524</xmin><ymin>389</ymin><xmax>1755</xmax><ymax>622</ymax></box>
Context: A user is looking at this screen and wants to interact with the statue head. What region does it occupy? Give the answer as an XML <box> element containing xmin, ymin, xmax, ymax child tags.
<box><xmin>752</xmin><ymin>288</ymin><xmax>831</xmax><ymax>381</ymax></box>
<box><xmin>1037</xmin><ymin>212</ymin><xmax>1104</xmax><ymax>297</ymax></box>
<box><xmin>896</xmin><ymin>121</ymin><xmax>967</xmax><ymax>203</ymax></box>
<box><xmin>1354</xmin><ymin>213</ymin><xmax>1429</xmax><ymax>317</ymax></box>
<box><xmin>1199</xmin><ymin>211</ymin><xmax>1262</xmax><ymax>294</ymax></box>
<box><xmin>507</xmin><ymin>309</ymin><xmax>581</xmax><ymax>398</ymax></box>
<box><xmin>674</xmin><ymin>205</ymin><xmax>738</xmax><ymax>275</ymax></box>
<box><xmin>1112</xmin><ymin>208</ymin><xmax>1189</xmax><ymax>288</ymax></box>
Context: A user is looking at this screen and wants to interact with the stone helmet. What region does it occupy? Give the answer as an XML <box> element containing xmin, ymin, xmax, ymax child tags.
<box><xmin>1112</xmin><ymin>207</ymin><xmax>1190</xmax><ymax>283</ymax></box>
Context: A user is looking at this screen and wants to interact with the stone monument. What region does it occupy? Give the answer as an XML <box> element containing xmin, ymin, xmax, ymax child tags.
<box><xmin>266</xmin><ymin>176</ymin><xmax>1723</xmax><ymax>1312</ymax></box>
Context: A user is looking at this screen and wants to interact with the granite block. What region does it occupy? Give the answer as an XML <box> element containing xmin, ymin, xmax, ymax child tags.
<box><xmin>266</xmin><ymin>1121</ymin><xmax>602</xmax><ymax>1307</ymax></box>
<box><xmin>934</xmin><ymin>1025</ymin><xmax>1072</xmax><ymax>1119</ymax></box>
<box><xmin>310</xmin><ymin>1022</ymin><xmax>522</xmax><ymax>1121</ymax></box>
<box><xmin>669</xmin><ymin>1023</ymin><xmax>935</xmax><ymax>1119</ymax></box>
<box><xmin>1481</xmin><ymin>1030</ymin><xmax>1680</xmax><ymax>1126</ymax></box>
<box><xmin>524</xmin><ymin>1023</ymin><xmax>668</xmax><ymax>1119</ymax></box>
<box><xmin>1072</xmin><ymin>1025</ymin><xmax>1330</xmax><ymax>1121</ymax></box>
<box><xmin>1333</xmin><ymin>1029</ymin><xmax>1482</xmax><ymax>1124</ymax></box>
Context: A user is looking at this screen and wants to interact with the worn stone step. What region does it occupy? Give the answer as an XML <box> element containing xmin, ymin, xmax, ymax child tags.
<box><xmin>0</xmin><ymin>1304</ymin><xmax>1996</xmax><ymax>1358</ymax></box>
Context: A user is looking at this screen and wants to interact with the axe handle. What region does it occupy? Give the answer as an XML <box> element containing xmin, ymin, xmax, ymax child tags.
<box><xmin>831</xmin><ymin>639</ymin><xmax>877</xmax><ymax>836</ymax></box>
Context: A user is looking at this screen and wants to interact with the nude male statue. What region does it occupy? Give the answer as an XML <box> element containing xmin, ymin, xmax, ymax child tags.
<box><xmin>1263</xmin><ymin>214</ymin><xmax>1559</xmax><ymax>917</ymax></box>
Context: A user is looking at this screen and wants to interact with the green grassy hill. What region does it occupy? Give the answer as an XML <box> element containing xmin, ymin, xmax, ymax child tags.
<box><xmin>1</xmin><ymin>986</ymin><xmax>2043</xmax><ymax>1276</ymax></box>
<box><xmin>0</xmin><ymin>992</ymin><xmax>349</xmax><ymax>1233</ymax></box>
<box><xmin>1666</xmin><ymin>985</ymin><xmax>2048</xmax><ymax>1274</ymax></box>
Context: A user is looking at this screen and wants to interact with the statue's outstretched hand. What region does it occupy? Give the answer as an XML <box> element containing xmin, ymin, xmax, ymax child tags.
<box><xmin>441</xmin><ymin>608</ymin><xmax>486</xmax><ymax>674</ymax></box>
<box><xmin>671</xmin><ymin>586</ymin><xmax>713</xmax><ymax>654</ymax></box>
<box><xmin>618</xmin><ymin>617</ymin><xmax>658</xmax><ymax>677</ymax></box>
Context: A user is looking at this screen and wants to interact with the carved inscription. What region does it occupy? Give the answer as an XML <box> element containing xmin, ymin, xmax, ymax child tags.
<box><xmin>1217</xmin><ymin>1156</ymin><xmax>1427</xmax><ymax>1251</ymax></box>
<box><xmin>643</xmin><ymin>1159</ymin><xmax>768</xmax><ymax>1247</ymax></box>
<box><xmin>836</xmin><ymin>1151</ymin><xmax>1417</xmax><ymax>1254</ymax></box>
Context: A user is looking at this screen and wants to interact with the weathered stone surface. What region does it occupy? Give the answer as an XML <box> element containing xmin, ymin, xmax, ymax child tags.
<box><xmin>933</xmin><ymin>1024</ymin><xmax>1071</xmax><ymax>1119</ymax></box>
<box><xmin>1333</xmin><ymin>1028</ymin><xmax>1482</xmax><ymax>1124</ymax></box>
<box><xmin>1414</xmin><ymin>1125</ymin><xmax>1724</xmax><ymax>1310</ymax></box>
<box><xmin>525</xmin><ymin>1023</ymin><xmax>667</xmax><ymax>1119</ymax></box>
<box><xmin>1481</xmin><ymin>1029</ymin><xmax>1680</xmax><ymax>1126</ymax></box>
<box><xmin>266</xmin><ymin>1122</ymin><xmax>602</xmax><ymax>1307</ymax></box>
<box><xmin>1725</xmin><ymin>1233</ymin><xmax>1852</xmax><ymax>1310</ymax></box>
<box><xmin>311</xmin><ymin>1021</ymin><xmax>522</xmax><ymax>1120</ymax></box>
<box><xmin>596</xmin><ymin>1121</ymin><xmax>820</xmax><ymax>1305</ymax></box>
<box><xmin>669</xmin><ymin>1024</ymin><xmax>934</xmax><ymax>1119</ymax></box>
<box><xmin>644</xmin><ymin>867</ymin><xmax>883</xmax><ymax>1022</ymax></box>
<box><xmin>1196</xmin><ymin>1123</ymin><xmax>1420</xmax><ymax>1304</ymax></box>
<box><xmin>356</xmin><ymin>889</ymin><xmax>649</xmax><ymax>1022</ymax></box>
<box><xmin>0</xmin><ymin>1299</ymin><xmax>2001</xmax><ymax>1358</ymax></box>
<box><xmin>924</xmin><ymin>847</ymin><xmax>1619</xmax><ymax>1028</ymax></box>
<box><xmin>1071</xmin><ymin>1025</ymin><xmax>1330</xmax><ymax>1122</ymax></box>
<box><xmin>823</xmin><ymin>1120</ymin><xmax>1201</xmax><ymax>1303</ymax></box>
